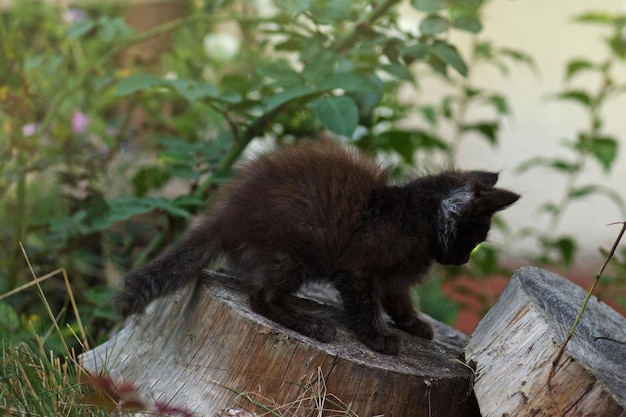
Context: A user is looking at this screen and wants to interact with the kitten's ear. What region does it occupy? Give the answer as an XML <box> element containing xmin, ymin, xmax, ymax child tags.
<box><xmin>441</xmin><ymin>185</ymin><xmax>474</xmax><ymax>219</ymax></box>
<box><xmin>469</xmin><ymin>171</ymin><xmax>499</xmax><ymax>187</ymax></box>
<box><xmin>476</xmin><ymin>189</ymin><xmax>520</xmax><ymax>215</ymax></box>
<box><xmin>440</xmin><ymin>185</ymin><xmax>474</xmax><ymax>237</ymax></box>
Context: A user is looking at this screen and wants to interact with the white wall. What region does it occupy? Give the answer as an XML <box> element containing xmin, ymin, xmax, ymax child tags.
<box><xmin>415</xmin><ymin>0</ymin><xmax>626</xmax><ymax>270</ymax></box>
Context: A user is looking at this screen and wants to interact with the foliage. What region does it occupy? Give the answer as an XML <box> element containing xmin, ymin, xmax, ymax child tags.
<box><xmin>0</xmin><ymin>0</ymin><xmax>497</xmax><ymax>326</ymax></box>
<box><xmin>0</xmin><ymin>0</ymin><xmax>625</xmax><ymax>346</ymax></box>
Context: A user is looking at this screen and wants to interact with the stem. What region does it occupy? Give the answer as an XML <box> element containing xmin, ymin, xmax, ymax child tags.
<box><xmin>193</xmin><ymin>2</ymin><xmax>402</xmax><ymax>195</ymax></box>
<box><xmin>194</xmin><ymin>104</ymin><xmax>286</xmax><ymax>198</ymax></box>
<box><xmin>9</xmin><ymin>142</ymin><xmax>27</xmax><ymax>290</ymax></box>
<box><xmin>332</xmin><ymin>0</ymin><xmax>402</xmax><ymax>53</ymax></box>
<box><xmin>545</xmin><ymin>62</ymin><xmax>612</xmax><ymax>237</ymax></box>
<box><xmin>550</xmin><ymin>221</ymin><xmax>626</xmax><ymax>382</ymax></box>
<box><xmin>111</xmin><ymin>14</ymin><xmax>276</xmax><ymax>57</ymax></box>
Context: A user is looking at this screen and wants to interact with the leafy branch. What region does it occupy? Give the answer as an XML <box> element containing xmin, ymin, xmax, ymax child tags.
<box><xmin>516</xmin><ymin>11</ymin><xmax>626</xmax><ymax>266</ymax></box>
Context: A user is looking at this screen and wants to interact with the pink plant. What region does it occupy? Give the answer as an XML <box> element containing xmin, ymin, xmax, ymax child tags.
<box><xmin>72</xmin><ymin>110</ymin><xmax>90</xmax><ymax>135</ymax></box>
<box><xmin>83</xmin><ymin>373</ymin><xmax>195</xmax><ymax>416</ymax></box>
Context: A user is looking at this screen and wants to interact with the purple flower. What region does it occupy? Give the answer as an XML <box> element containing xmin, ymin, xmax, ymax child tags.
<box><xmin>63</xmin><ymin>8</ymin><xmax>87</xmax><ymax>24</ymax></box>
<box><xmin>72</xmin><ymin>110</ymin><xmax>90</xmax><ymax>135</ymax></box>
<box><xmin>22</xmin><ymin>123</ymin><xmax>39</xmax><ymax>137</ymax></box>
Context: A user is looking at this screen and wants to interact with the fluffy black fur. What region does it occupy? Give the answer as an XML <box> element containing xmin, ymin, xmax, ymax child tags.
<box><xmin>114</xmin><ymin>140</ymin><xmax>519</xmax><ymax>355</ymax></box>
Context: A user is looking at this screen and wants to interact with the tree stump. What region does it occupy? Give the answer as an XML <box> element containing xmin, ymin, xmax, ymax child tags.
<box><xmin>81</xmin><ymin>271</ymin><xmax>480</xmax><ymax>417</ymax></box>
<box><xmin>465</xmin><ymin>266</ymin><xmax>626</xmax><ymax>417</ymax></box>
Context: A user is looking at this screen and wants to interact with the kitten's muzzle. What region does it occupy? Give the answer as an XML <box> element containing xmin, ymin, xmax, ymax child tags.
<box><xmin>442</xmin><ymin>251</ymin><xmax>472</xmax><ymax>266</ymax></box>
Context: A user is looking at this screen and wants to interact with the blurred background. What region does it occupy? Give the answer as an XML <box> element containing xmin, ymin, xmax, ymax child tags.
<box><xmin>1</xmin><ymin>0</ymin><xmax>625</xmax><ymax>347</ymax></box>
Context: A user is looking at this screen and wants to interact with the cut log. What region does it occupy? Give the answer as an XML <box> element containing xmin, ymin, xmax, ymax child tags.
<box><xmin>465</xmin><ymin>266</ymin><xmax>626</xmax><ymax>417</ymax></box>
<box><xmin>81</xmin><ymin>271</ymin><xmax>480</xmax><ymax>417</ymax></box>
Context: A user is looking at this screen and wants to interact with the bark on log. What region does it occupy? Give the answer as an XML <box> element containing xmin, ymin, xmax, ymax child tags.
<box><xmin>465</xmin><ymin>266</ymin><xmax>626</xmax><ymax>417</ymax></box>
<box><xmin>81</xmin><ymin>271</ymin><xmax>480</xmax><ymax>417</ymax></box>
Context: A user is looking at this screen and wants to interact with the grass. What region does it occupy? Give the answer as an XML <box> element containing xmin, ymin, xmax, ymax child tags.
<box><xmin>1</xmin><ymin>339</ymin><xmax>108</xmax><ymax>416</ymax></box>
<box><xmin>0</xmin><ymin>245</ymin><xmax>195</xmax><ymax>416</ymax></box>
<box><xmin>0</xmin><ymin>246</ymin><xmax>109</xmax><ymax>416</ymax></box>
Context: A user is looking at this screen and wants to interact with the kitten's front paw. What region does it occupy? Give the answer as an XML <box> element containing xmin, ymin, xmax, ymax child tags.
<box><xmin>365</xmin><ymin>332</ymin><xmax>400</xmax><ymax>355</ymax></box>
<box><xmin>397</xmin><ymin>319</ymin><xmax>434</xmax><ymax>340</ymax></box>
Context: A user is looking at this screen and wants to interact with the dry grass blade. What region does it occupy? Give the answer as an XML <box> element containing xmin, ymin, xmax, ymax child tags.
<box><xmin>549</xmin><ymin>220</ymin><xmax>626</xmax><ymax>383</ymax></box>
<box><xmin>214</xmin><ymin>367</ymin><xmax>359</xmax><ymax>417</ymax></box>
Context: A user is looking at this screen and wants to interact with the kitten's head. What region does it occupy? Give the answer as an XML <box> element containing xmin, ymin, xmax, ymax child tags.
<box><xmin>433</xmin><ymin>171</ymin><xmax>519</xmax><ymax>265</ymax></box>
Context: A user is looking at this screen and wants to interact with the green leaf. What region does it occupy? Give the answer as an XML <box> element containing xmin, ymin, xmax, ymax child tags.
<box><xmin>173</xmin><ymin>194</ymin><xmax>205</xmax><ymax>210</ymax></box>
<box><xmin>115</xmin><ymin>74</ymin><xmax>168</xmax><ymax>96</ymax></box>
<box><xmin>169</xmin><ymin>79</ymin><xmax>219</xmax><ymax>101</ymax></box>
<box><xmin>373</xmin><ymin>130</ymin><xmax>448</xmax><ymax>163</ymax></box>
<box><xmin>419</xmin><ymin>105</ymin><xmax>438</xmax><ymax>126</ymax></box>
<box><xmin>378</xmin><ymin>64</ymin><xmax>415</xmax><ymax>81</ymax></box>
<box><xmin>103</xmin><ymin>197</ymin><xmax>189</xmax><ymax>225</ymax></box>
<box><xmin>84</xmin><ymin>198</ymin><xmax>110</xmax><ymax>227</ymax></box>
<box><xmin>316</xmin><ymin>73</ymin><xmax>382</xmax><ymax>94</ymax></box>
<box><xmin>411</xmin><ymin>0</ymin><xmax>447</xmax><ymax>12</ymax></box>
<box><xmin>0</xmin><ymin>303</ymin><xmax>20</xmax><ymax>330</ymax></box>
<box><xmin>452</xmin><ymin>15</ymin><xmax>482</xmax><ymax>33</ymax></box>
<box><xmin>569</xmin><ymin>185</ymin><xmax>598</xmax><ymax>199</ymax></box>
<box><xmin>470</xmin><ymin>244</ymin><xmax>499</xmax><ymax>275</ymax></box>
<box><xmin>132</xmin><ymin>167</ymin><xmax>172</xmax><ymax>197</ymax></box>
<box><xmin>374</xmin><ymin>130</ymin><xmax>415</xmax><ymax>163</ymax></box>
<box><xmin>96</xmin><ymin>16</ymin><xmax>134</xmax><ymax>42</ymax></box>
<box><xmin>487</xmin><ymin>94</ymin><xmax>509</xmax><ymax>115</ymax></box>
<box><xmin>566</xmin><ymin>184</ymin><xmax>626</xmax><ymax>215</ymax></box>
<box><xmin>537</xmin><ymin>202</ymin><xmax>559</xmax><ymax>216</ymax></box>
<box><xmin>66</xmin><ymin>18</ymin><xmax>95</xmax><ymax>38</ymax></box>
<box><xmin>419</xmin><ymin>14</ymin><xmax>449</xmax><ymax>35</ymax></box>
<box><xmin>498</xmin><ymin>47</ymin><xmax>538</xmax><ymax>74</ymax></box>
<box><xmin>429</xmin><ymin>42</ymin><xmax>468</xmax><ymax>76</ymax></box>
<box><xmin>574</xmin><ymin>12</ymin><xmax>621</xmax><ymax>25</ymax></box>
<box><xmin>564</xmin><ymin>59</ymin><xmax>595</xmax><ymax>82</ymax></box>
<box><xmin>552</xmin><ymin>89</ymin><xmax>592</xmax><ymax>107</ymax></box>
<box><xmin>516</xmin><ymin>157</ymin><xmax>579</xmax><ymax>174</ymax></box>
<box><xmin>350</xmin><ymin>80</ymin><xmax>384</xmax><ymax>123</ymax></box>
<box><xmin>461</xmin><ymin>122</ymin><xmax>499</xmax><ymax>145</ymax></box>
<box><xmin>264</xmin><ymin>85</ymin><xmax>316</xmax><ymax>111</ymax></box>
<box><xmin>401</xmin><ymin>43</ymin><xmax>429</xmax><ymax>63</ymax></box>
<box><xmin>414</xmin><ymin>275</ymin><xmax>458</xmax><ymax>325</ymax></box>
<box><xmin>257</xmin><ymin>60</ymin><xmax>303</xmax><ymax>88</ymax></box>
<box><xmin>608</xmin><ymin>34</ymin><xmax>626</xmax><ymax>59</ymax></box>
<box><xmin>541</xmin><ymin>236</ymin><xmax>577</xmax><ymax>266</ymax></box>
<box><xmin>313</xmin><ymin>96</ymin><xmax>359</xmax><ymax>137</ymax></box>
<box><xmin>589</xmin><ymin>136</ymin><xmax>618</xmax><ymax>172</ymax></box>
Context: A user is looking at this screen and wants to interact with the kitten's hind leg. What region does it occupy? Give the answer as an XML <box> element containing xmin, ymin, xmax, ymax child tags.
<box><xmin>245</xmin><ymin>265</ymin><xmax>337</xmax><ymax>343</ymax></box>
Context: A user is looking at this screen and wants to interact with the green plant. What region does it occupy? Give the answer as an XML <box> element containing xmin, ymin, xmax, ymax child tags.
<box><xmin>3</xmin><ymin>0</ymin><xmax>624</xmax><ymax>339</ymax></box>
<box><xmin>0</xmin><ymin>270</ymin><xmax>190</xmax><ymax>416</ymax></box>
<box><xmin>1</xmin><ymin>0</ymin><xmax>500</xmax><ymax>326</ymax></box>
<box><xmin>516</xmin><ymin>11</ymin><xmax>626</xmax><ymax>267</ymax></box>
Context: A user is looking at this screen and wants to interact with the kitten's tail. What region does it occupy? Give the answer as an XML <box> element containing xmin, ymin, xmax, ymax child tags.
<box><xmin>113</xmin><ymin>221</ymin><xmax>222</xmax><ymax>317</ymax></box>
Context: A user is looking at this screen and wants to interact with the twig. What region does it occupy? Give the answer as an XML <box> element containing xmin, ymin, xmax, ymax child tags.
<box><xmin>549</xmin><ymin>220</ymin><xmax>626</xmax><ymax>383</ymax></box>
<box><xmin>332</xmin><ymin>0</ymin><xmax>402</xmax><ymax>53</ymax></box>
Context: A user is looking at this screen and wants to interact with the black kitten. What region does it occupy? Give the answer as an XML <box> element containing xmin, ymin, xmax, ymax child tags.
<box><xmin>114</xmin><ymin>140</ymin><xmax>519</xmax><ymax>355</ymax></box>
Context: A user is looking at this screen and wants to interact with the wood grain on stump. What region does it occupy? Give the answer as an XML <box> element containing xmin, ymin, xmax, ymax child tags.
<box><xmin>81</xmin><ymin>271</ymin><xmax>480</xmax><ymax>417</ymax></box>
<box><xmin>465</xmin><ymin>266</ymin><xmax>626</xmax><ymax>417</ymax></box>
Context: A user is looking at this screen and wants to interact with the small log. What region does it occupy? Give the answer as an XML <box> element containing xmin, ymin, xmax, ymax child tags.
<box><xmin>465</xmin><ymin>266</ymin><xmax>626</xmax><ymax>417</ymax></box>
<box><xmin>81</xmin><ymin>271</ymin><xmax>480</xmax><ymax>417</ymax></box>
